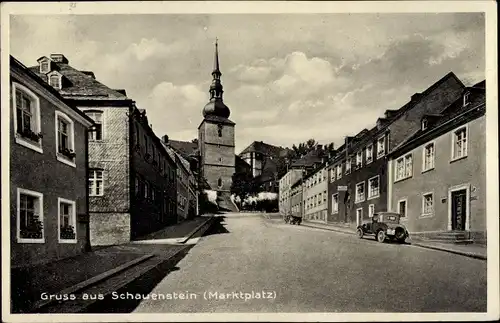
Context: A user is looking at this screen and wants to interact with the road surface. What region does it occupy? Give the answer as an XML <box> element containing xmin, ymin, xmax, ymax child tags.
<box><xmin>133</xmin><ymin>212</ymin><xmax>486</xmax><ymax>313</ymax></box>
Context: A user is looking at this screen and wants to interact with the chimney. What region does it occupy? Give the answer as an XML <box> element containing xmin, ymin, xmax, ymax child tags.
<box><xmin>411</xmin><ymin>92</ymin><xmax>422</xmax><ymax>102</ymax></box>
<box><xmin>162</xmin><ymin>135</ymin><xmax>169</xmax><ymax>144</ymax></box>
<box><xmin>81</xmin><ymin>71</ymin><xmax>96</xmax><ymax>79</ymax></box>
<box><xmin>50</xmin><ymin>54</ymin><xmax>68</xmax><ymax>64</ymax></box>
<box><xmin>115</xmin><ymin>89</ymin><xmax>127</xmax><ymax>96</ymax></box>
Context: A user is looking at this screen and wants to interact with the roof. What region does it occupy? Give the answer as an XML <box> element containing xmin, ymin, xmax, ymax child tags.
<box><xmin>328</xmin><ymin>71</ymin><xmax>465</xmax><ymax>165</ymax></box>
<box><xmin>175</xmin><ymin>151</ymin><xmax>192</xmax><ymax>175</ymax></box>
<box><xmin>10</xmin><ymin>55</ymin><xmax>95</xmax><ymax>126</ymax></box>
<box><xmin>388</xmin><ymin>86</ymin><xmax>485</xmax><ymax>157</ymax></box>
<box><xmin>239</xmin><ymin>141</ymin><xmax>292</xmax><ymax>157</ymax></box>
<box><xmin>201</xmin><ymin>114</ymin><xmax>235</xmax><ymax>126</ymax></box>
<box><xmin>28</xmin><ymin>58</ymin><xmax>128</xmax><ymax>100</ymax></box>
<box><xmin>168</xmin><ymin>140</ymin><xmax>199</xmax><ymax>159</ymax></box>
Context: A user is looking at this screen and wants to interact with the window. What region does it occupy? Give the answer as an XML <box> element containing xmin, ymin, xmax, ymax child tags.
<box><xmin>217</xmin><ymin>178</ymin><xmax>223</xmax><ymax>188</ymax></box>
<box><xmin>336</xmin><ymin>164</ymin><xmax>342</xmax><ymax>179</ymax></box>
<box><xmin>144</xmin><ymin>181</ymin><xmax>149</xmax><ymax>199</ymax></box>
<box><xmin>58</xmin><ymin>198</ymin><xmax>76</xmax><ymax>243</ymax></box>
<box><xmin>135</xmin><ymin>176</ymin><xmax>140</xmax><ymax>194</ymax></box>
<box><xmin>422</xmin><ymin>143</ymin><xmax>435</xmax><ymax>171</ymax></box>
<box><xmin>17</xmin><ymin>188</ymin><xmax>44</xmax><ymax>243</ymax></box>
<box><xmin>218</xmin><ymin>124</ymin><xmax>223</xmax><ymax>137</ymax></box>
<box><xmin>49</xmin><ymin>74</ymin><xmax>61</xmax><ymax>89</ymax></box>
<box><xmin>85</xmin><ymin>111</ymin><xmax>103</xmax><ymax>141</ymax></box>
<box><xmin>355</xmin><ymin>182</ymin><xmax>365</xmax><ymax>203</ymax></box>
<box><xmin>422</xmin><ymin>193</ymin><xmax>434</xmax><ymax>216</ymax></box>
<box><xmin>89</xmin><ymin>169</ymin><xmax>104</xmax><ymax>196</ymax></box>
<box><xmin>55</xmin><ymin>111</ymin><xmax>75</xmax><ymax>166</ymax></box>
<box><xmin>318</xmin><ymin>193</ymin><xmax>322</xmax><ymax>204</ymax></box>
<box><xmin>377</xmin><ymin>136</ymin><xmax>385</xmax><ymax>158</ymax></box>
<box><xmin>40</xmin><ymin>59</ymin><xmax>50</xmax><ymax>73</ymax></box>
<box><xmin>332</xmin><ymin>194</ymin><xmax>339</xmax><ymax>214</ymax></box>
<box><xmin>422</xmin><ymin>119</ymin><xmax>428</xmax><ymax>131</ymax></box>
<box><xmin>452</xmin><ymin>127</ymin><xmax>467</xmax><ymax>160</ymax></box>
<box><xmin>330</xmin><ymin>169</ymin><xmax>336</xmax><ymax>182</ymax></box>
<box><xmin>13</xmin><ymin>83</ymin><xmax>42</xmax><ymax>153</ymax></box>
<box><xmin>398</xmin><ymin>199</ymin><xmax>407</xmax><ymax>217</ymax></box>
<box><xmin>323</xmin><ymin>191</ymin><xmax>327</xmax><ymax>203</ymax></box>
<box><xmin>463</xmin><ymin>92</ymin><xmax>470</xmax><ymax>107</ymax></box>
<box><xmin>395</xmin><ymin>153</ymin><xmax>413</xmax><ymax>181</ymax></box>
<box><xmin>151</xmin><ymin>187</ymin><xmax>156</xmax><ymax>201</ymax></box>
<box><xmin>368</xmin><ymin>204</ymin><xmax>375</xmax><ymax>218</ymax></box>
<box><xmin>356</xmin><ymin>151</ymin><xmax>363</xmax><ymax>169</ymax></box>
<box><xmin>366</xmin><ymin>144</ymin><xmax>373</xmax><ymax>164</ymax></box>
<box><xmin>144</xmin><ymin>135</ymin><xmax>148</xmax><ymax>154</ymax></box>
<box><xmin>345</xmin><ymin>158</ymin><xmax>351</xmax><ymax>174</ymax></box>
<box><xmin>368</xmin><ymin>176</ymin><xmax>380</xmax><ymax>199</ymax></box>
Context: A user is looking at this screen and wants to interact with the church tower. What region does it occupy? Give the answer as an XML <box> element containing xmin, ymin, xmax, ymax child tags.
<box><xmin>198</xmin><ymin>39</ymin><xmax>236</xmax><ymax>194</ymax></box>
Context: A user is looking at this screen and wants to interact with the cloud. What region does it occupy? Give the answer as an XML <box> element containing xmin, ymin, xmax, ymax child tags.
<box><xmin>9</xmin><ymin>13</ymin><xmax>485</xmax><ymax>153</ymax></box>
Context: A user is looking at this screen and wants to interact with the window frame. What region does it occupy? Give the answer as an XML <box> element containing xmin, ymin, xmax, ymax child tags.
<box><xmin>463</xmin><ymin>92</ymin><xmax>470</xmax><ymax>107</ymax></box>
<box><xmin>368</xmin><ymin>204</ymin><xmax>375</xmax><ymax>218</ymax></box>
<box><xmin>48</xmin><ymin>71</ymin><xmax>63</xmax><ymax>90</ymax></box>
<box><xmin>89</xmin><ymin>168</ymin><xmax>104</xmax><ymax>196</ymax></box>
<box><xmin>336</xmin><ymin>164</ymin><xmax>342</xmax><ymax>179</ymax></box>
<box><xmin>422</xmin><ymin>141</ymin><xmax>436</xmax><ymax>173</ymax></box>
<box><xmin>377</xmin><ymin>135</ymin><xmax>386</xmax><ymax>159</ymax></box>
<box><xmin>55</xmin><ymin>110</ymin><xmax>76</xmax><ymax>167</ymax></box>
<box><xmin>12</xmin><ymin>82</ymin><xmax>43</xmax><ymax>154</ymax></box>
<box><xmin>58</xmin><ymin>197</ymin><xmax>77</xmax><ymax>244</ymax></box>
<box><xmin>356</xmin><ymin>151</ymin><xmax>363</xmax><ymax>169</ymax></box>
<box><xmin>398</xmin><ymin>198</ymin><xmax>408</xmax><ymax>218</ymax></box>
<box><xmin>395</xmin><ymin>153</ymin><xmax>413</xmax><ymax>182</ymax></box>
<box><xmin>332</xmin><ymin>193</ymin><xmax>339</xmax><ymax>214</ymax></box>
<box><xmin>451</xmin><ymin>125</ymin><xmax>468</xmax><ymax>162</ymax></box>
<box><xmin>367</xmin><ymin>175</ymin><xmax>380</xmax><ymax>199</ymax></box>
<box><xmin>355</xmin><ymin>181</ymin><xmax>365</xmax><ymax>203</ymax></box>
<box><xmin>85</xmin><ymin>110</ymin><xmax>104</xmax><ymax>141</ymax></box>
<box><xmin>345</xmin><ymin>158</ymin><xmax>351</xmax><ymax>174</ymax></box>
<box><xmin>17</xmin><ymin>188</ymin><xmax>45</xmax><ymax>243</ymax></box>
<box><xmin>39</xmin><ymin>58</ymin><xmax>51</xmax><ymax>74</ymax></box>
<box><xmin>421</xmin><ymin>192</ymin><xmax>434</xmax><ymax>217</ymax></box>
<box><xmin>365</xmin><ymin>144</ymin><xmax>373</xmax><ymax>164</ymax></box>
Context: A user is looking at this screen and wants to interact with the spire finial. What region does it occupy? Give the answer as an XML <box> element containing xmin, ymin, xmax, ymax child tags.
<box><xmin>213</xmin><ymin>37</ymin><xmax>220</xmax><ymax>74</ymax></box>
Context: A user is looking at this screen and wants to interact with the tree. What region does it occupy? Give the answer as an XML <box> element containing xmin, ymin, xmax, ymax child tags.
<box><xmin>231</xmin><ymin>170</ymin><xmax>258</xmax><ymax>200</ymax></box>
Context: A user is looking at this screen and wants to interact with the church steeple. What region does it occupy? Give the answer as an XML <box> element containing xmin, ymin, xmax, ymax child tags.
<box><xmin>203</xmin><ymin>38</ymin><xmax>230</xmax><ymax>119</ymax></box>
<box><xmin>209</xmin><ymin>38</ymin><xmax>224</xmax><ymax>101</ymax></box>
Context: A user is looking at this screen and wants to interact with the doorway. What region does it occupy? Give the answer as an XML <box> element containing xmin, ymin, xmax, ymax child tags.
<box><xmin>451</xmin><ymin>189</ymin><xmax>467</xmax><ymax>231</ymax></box>
<box><xmin>356</xmin><ymin>208</ymin><xmax>363</xmax><ymax>227</ymax></box>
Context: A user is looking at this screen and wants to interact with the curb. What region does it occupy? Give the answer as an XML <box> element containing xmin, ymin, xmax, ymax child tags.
<box><xmin>301</xmin><ymin>222</ymin><xmax>487</xmax><ymax>261</ymax></box>
<box><xmin>301</xmin><ymin>223</ymin><xmax>355</xmax><ymax>236</ymax></box>
<box><xmin>31</xmin><ymin>253</ymin><xmax>155</xmax><ymax>311</ymax></box>
<box><xmin>180</xmin><ymin>216</ymin><xmax>215</xmax><ymax>244</ymax></box>
<box><xmin>410</xmin><ymin>242</ymin><xmax>487</xmax><ymax>260</ymax></box>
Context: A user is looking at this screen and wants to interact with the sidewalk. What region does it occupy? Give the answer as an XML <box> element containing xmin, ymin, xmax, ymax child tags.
<box><xmin>300</xmin><ymin>220</ymin><xmax>487</xmax><ymax>261</ymax></box>
<box><xmin>11</xmin><ymin>215</ymin><xmax>214</xmax><ymax>313</ymax></box>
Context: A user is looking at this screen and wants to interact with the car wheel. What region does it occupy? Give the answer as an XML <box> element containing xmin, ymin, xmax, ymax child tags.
<box><xmin>357</xmin><ymin>228</ymin><xmax>364</xmax><ymax>239</ymax></box>
<box><xmin>376</xmin><ymin>230</ymin><xmax>386</xmax><ymax>243</ymax></box>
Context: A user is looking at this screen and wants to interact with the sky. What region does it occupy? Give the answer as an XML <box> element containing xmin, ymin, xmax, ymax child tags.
<box><xmin>10</xmin><ymin>13</ymin><xmax>485</xmax><ymax>153</ymax></box>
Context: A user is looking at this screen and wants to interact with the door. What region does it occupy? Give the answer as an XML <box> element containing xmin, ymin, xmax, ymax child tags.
<box><xmin>451</xmin><ymin>189</ymin><xmax>467</xmax><ymax>231</ymax></box>
<box><xmin>356</xmin><ymin>208</ymin><xmax>363</xmax><ymax>227</ymax></box>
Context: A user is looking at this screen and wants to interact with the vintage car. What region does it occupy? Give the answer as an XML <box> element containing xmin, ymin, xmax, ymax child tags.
<box><xmin>356</xmin><ymin>212</ymin><xmax>409</xmax><ymax>243</ymax></box>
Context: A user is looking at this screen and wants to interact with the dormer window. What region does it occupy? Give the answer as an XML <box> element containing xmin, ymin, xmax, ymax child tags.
<box><xmin>463</xmin><ymin>92</ymin><xmax>470</xmax><ymax>107</ymax></box>
<box><xmin>47</xmin><ymin>71</ymin><xmax>63</xmax><ymax>90</ymax></box>
<box><xmin>422</xmin><ymin>119</ymin><xmax>428</xmax><ymax>130</ymax></box>
<box><xmin>39</xmin><ymin>58</ymin><xmax>50</xmax><ymax>74</ymax></box>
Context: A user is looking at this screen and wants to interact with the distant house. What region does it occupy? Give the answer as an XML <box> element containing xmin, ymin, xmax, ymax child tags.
<box><xmin>29</xmin><ymin>54</ymin><xmax>177</xmax><ymax>245</ymax></box>
<box><xmin>327</xmin><ymin>72</ymin><xmax>466</xmax><ymax>229</ymax></box>
<box><xmin>387</xmin><ymin>81</ymin><xmax>486</xmax><ymax>243</ymax></box>
<box><xmin>10</xmin><ymin>55</ymin><xmax>94</xmax><ymax>267</ymax></box>
<box><xmin>279</xmin><ymin>146</ymin><xmax>326</xmax><ymax>215</ymax></box>
<box><xmin>303</xmin><ymin>163</ymin><xmax>329</xmax><ymax>223</ymax></box>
